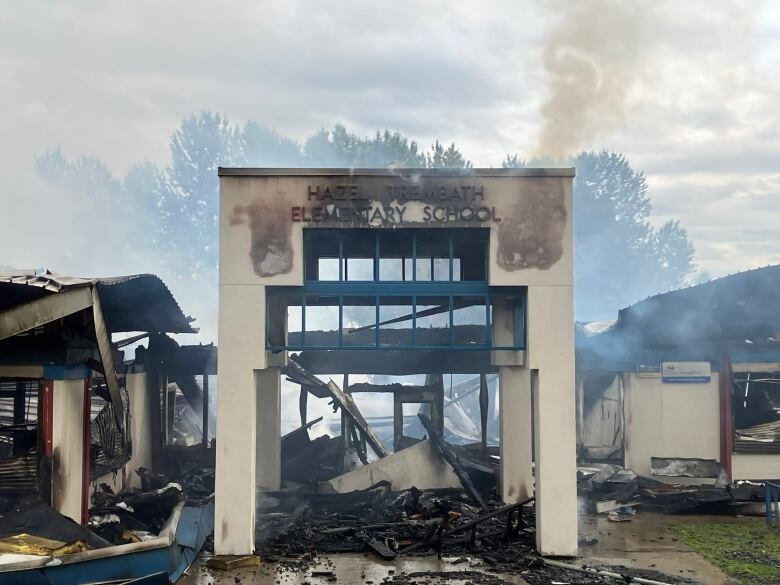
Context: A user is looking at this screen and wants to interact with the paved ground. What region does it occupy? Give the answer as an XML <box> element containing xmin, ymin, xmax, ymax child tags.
<box><xmin>578</xmin><ymin>511</ymin><xmax>749</xmax><ymax>584</ymax></box>
<box><xmin>179</xmin><ymin>512</ymin><xmax>756</xmax><ymax>584</ymax></box>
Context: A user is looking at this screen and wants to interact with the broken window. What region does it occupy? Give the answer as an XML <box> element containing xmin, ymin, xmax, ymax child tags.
<box><xmin>733</xmin><ymin>369</ymin><xmax>780</xmax><ymax>453</ymax></box>
<box><xmin>268</xmin><ymin>229</ymin><xmax>525</xmax><ymax>351</ymax></box>
<box><xmin>304</xmin><ymin>228</ymin><xmax>488</xmax><ymax>283</ymax></box>
<box><xmin>90</xmin><ymin>378</ymin><xmax>132</xmax><ymax>479</ymax></box>
<box><xmin>378</xmin><ymin>296</ymin><xmax>414</xmax><ymax>347</ymax></box>
<box><xmin>0</xmin><ymin>380</ymin><xmax>38</xmax><ymax>460</ymax></box>
<box><xmin>378</xmin><ymin>231</ymin><xmax>411</xmax><ymax>281</ymax></box>
<box><xmin>343</xmin><ymin>229</ymin><xmax>375</xmax><ymax>281</ymax></box>
<box><xmin>453</xmin><ymin>296</ymin><xmax>488</xmax><ymax>346</ymax></box>
<box><xmin>342</xmin><ymin>296</ymin><xmax>377</xmax><ymax>347</ymax></box>
<box><xmin>267</xmin><ymin>289</ymin><xmax>525</xmax><ymax>351</ymax></box>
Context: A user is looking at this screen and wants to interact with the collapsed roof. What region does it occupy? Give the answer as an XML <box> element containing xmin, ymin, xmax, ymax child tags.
<box><xmin>578</xmin><ymin>264</ymin><xmax>780</xmax><ymax>367</ymax></box>
<box><xmin>0</xmin><ymin>269</ymin><xmax>197</xmax><ymax>430</ymax></box>
<box><xmin>0</xmin><ymin>270</ymin><xmax>196</xmax><ymax>334</ymax></box>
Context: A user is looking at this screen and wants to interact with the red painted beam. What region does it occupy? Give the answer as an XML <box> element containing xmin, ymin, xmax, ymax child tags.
<box><xmin>82</xmin><ymin>379</ymin><xmax>91</xmax><ymax>525</ymax></box>
<box><xmin>719</xmin><ymin>354</ymin><xmax>734</xmax><ymax>479</ymax></box>
<box><xmin>40</xmin><ymin>381</ymin><xmax>54</xmax><ymax>458</ymax></box>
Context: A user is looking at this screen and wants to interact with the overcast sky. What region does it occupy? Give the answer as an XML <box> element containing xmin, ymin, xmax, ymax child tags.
<box><xmin>1</xmin><ymin>0</ymin><xmax>779</xmax><ymax>336</ymax></box>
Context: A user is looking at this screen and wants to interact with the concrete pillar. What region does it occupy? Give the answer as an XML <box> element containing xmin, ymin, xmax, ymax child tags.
<box><xmin>498</xmin><ymin>366</ymin><xmax>533</xmax><ymax>502</ymax></box>
<box><xmin>533</xmin><ymin>367</ymin><xmax>577</xmax><ymax>555</ymax></box>
<box><xmin>126</xmin><ymin>372</ymin><xmax>153</xmax><ymax>490</ymax></box>
<box><xmin>527</xmin><ymin>285</ymin><xmax>577</xmax><ymax>557</ymax></box>
<box><xmin>51</xmin><ymin>379</ymin><xmax>87</xmax><ymax>523</ymax></box>
<box><xmin>256</xmin><ymin>367</ymin><xmax>281</xmax><ymax>490</ymax></box>
<box><xmin>215</xmin><ymin>368</ymin><xmax>257</xmax><ymax>554</ymax></box>
<box><xmin>215</xmin><ymin>284</ymin><xmax>267</xmax><ymax>555</ymax></box>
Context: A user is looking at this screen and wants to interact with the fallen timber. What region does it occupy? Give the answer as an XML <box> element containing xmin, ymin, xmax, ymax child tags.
<box><xmin>418</xmin><ymin>413</ymin><xmax>486</xmax><ymax>508</ymax></box>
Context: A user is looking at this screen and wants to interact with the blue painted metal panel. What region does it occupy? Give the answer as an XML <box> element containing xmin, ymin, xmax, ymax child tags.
<box><xmin>731</xmin><ymin>349</ymin><xmax>780</xmax><ymax>363</ymax></box>
<box><xmin>0</xmin><ymin>501</ymin><xmax>215</xmax><ymax>585</ymax></box>
<box><xmin>0</xmin><ymin>547</ymin><xmax>169</xmax><ymax>585</ymax></box>
<box><xmin>169</xmin><ymin>501</ymin><xmax>214</xmax><ymax>583</ymax></box>
<box><xmin>303</xmin><ymin>282</ymin><xmax>489</xmax><ymax>295</ymax></box>
<box><xmin>767</xmin><ymin>481</ymin><xmax>780</xmax><ymax>526</ymax></box>
<box><xmin>125</xmin><ymin>573</ymin><xmax>169</xmax><ymax>585</ymax></box>
<box><xmin>41</xmin><ymin>365</ymin><xmax>92</xmax><ymax>380</ymax></box>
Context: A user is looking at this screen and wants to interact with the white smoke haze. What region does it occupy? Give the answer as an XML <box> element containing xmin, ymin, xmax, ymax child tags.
<box><xmin>537</xmin><ymin>0</ymin><xmax>655</xmax><ymax>159</ymax></box>
<box><xmin>0</xmin><ymin>0</ymin><xmax>778</xmax><ymax>339</ymax></box>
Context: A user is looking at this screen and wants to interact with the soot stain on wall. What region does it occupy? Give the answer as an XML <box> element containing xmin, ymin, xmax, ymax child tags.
<box><xmin>496</xmin><ymin>179</ymin><xmax>567</xmax><ymax>271</ymax></box>
<box><xmin>230</xmin><ymin>201</ymin><xmax>293</xmax><ymax>277</ymax></box>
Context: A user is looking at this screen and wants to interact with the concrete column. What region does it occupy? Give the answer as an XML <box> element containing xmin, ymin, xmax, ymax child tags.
<box><xmin>215</xmin><ymin>284</ymin><xmax>267</xmax><ymax>555</ymax></box>
<box><xmin>126</xmin><ymin>372</ymin><xmax>153</xmax><ymax>490</ymax></box>
<box><xmin>51</xmin><ymin>379</ymin><xmax>86</xmax><ymax>523</ymax></box>
<box><xmin>533</xmin><ymin>368</ymin><xmax>577</xmax><ymax>556</ymax></box>
<box><xmin>498</xmin><ymin>366</ymin><xmax>533</xmax><ymax>502</ymax></box>
<box><xmin>215</xmin><ymin>368</ymin><xmax>257</xmax><ymax>554</ymax></box>
<box><xmin>527</xmin><ymin>285</ymin><xmax>577</xmax><ymax>556</ymax></box>
<box><xmin>256</xmin><ymin>367</ymin><xmax>281</xmax><ymax>490</ymax></box>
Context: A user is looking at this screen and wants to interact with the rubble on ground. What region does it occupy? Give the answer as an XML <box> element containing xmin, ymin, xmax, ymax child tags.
<box><xmin>0</xmin><ymin>474</ymin><xmax>189</xmax><ymax>555</ymax></box>
<box><xmin>242</xmin><ymin>483</ymin><xmax>698</xmax><ymax>585</ymax></box>
<box><xmin>254</xmin><ymin>483</ymin><xmax>532</xmax><ymax>560</ymax></box>
<box><xmin>578</xmin><ymin>461</ymin><xmax>769</xmax><ymax>516</ymax></box>
<box><xmin>89</xmin><ymin>481</ymin><xmax>185</xmax><ymax>543</ymax></box>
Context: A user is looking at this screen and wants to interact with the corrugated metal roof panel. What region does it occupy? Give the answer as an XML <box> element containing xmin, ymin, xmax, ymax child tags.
<box><xmin>0</xmin><ymin>270</ymin><xmax>196</xmax><ymax>334</ymax></box>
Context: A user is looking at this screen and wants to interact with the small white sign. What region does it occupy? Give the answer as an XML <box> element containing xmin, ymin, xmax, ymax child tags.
<box><xmin>662</xmin><ymin>361</ymin><xmax>711</xmax><ymax>383</ymax></box>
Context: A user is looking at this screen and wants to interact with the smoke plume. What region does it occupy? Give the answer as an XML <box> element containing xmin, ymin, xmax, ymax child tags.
<box><xmin>537</xmin><ymin>1</ymin><xmax>653</xmax><ymax>159</ymax></box>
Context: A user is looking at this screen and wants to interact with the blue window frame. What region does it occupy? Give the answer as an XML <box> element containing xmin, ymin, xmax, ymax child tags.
<box><xmin>267</xmin><ymin>229</ymin><xmax>526</xmax><ymax>351</ymax></box>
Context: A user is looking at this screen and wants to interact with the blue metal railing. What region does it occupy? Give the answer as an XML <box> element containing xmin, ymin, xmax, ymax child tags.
<box><xmin>767</xmin><ymin>481</ymin><xmax>780</xmax><ymax>526</ymax></box>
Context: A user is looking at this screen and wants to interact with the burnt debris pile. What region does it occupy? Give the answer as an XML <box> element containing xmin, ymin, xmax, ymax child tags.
<box><xmin>248</xmin><ymin>485</ymin><xmax>699</xmax><ymax>584</ymax></box>
<box><xmin>88</xmin><ymin>481</ymin><xmax>185</xmax><ymax>544</ymax></box>
<box><xmin>578</xmin><ymin>461</ymin><xmax>768</xmax><ymax>517</ymax></box>
<box><xmin>254</xmin><ymin>483</ymin><xmax>534</xmax><ymax>562</ymax></box>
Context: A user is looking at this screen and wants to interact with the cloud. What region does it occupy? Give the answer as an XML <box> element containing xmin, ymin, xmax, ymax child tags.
<box><xmin>0</xmin><ymin>0</ymin><xmax>779</xmax><ymax>331</ymax></box>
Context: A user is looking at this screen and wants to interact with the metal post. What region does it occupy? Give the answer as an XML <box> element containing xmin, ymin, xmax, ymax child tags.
<box><xmin>719</xmin><ymin>353</ymin><xmax>734</xmax><ymax>479</ymax></box>
<box><xmin>166</xmin><ymin>385</ymin><xmax>175</xmax><ymax>445</ymax></box>
<box><xmin>299</xmin><ymin>386</ymin><xmax>308</xmax><ymax>427</ymax></box>
<box><xmin>479</xmin><ymin>374</ymin><xmax>489</xmax><ymax>448</ymax></box>
<box><xmin>202</xmin><ymin>374</ymin><xmax>210</xmax><ymax>448</ymax></box>
<box><xmin>13</xmin><ymin>381</ymin><xmax>25</xmax><ymax>456</ymax></box>
<box><xmin>38</xmin><ymin>380</ymin><xmax>54</xmax><ymax>505</ymax></box>
<box><xmin>81</xmin><ymin>379</ymin><xmax>91</xmax><ymax>524</ymax></box>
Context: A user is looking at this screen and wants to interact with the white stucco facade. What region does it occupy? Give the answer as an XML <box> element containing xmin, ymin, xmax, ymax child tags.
<box><xmin>216</xmin><ymin>169</ymin><xmax>577</xmax><ymax>556</ymax></box>
<box><xmin>51</xmin><ymin>379</ymin><xmax>87</xmax><ymax>523</ymax></box>
<box><xmin>623</xmin><ymin>373</ymin><xmax>721</xmax><ymax>476</ymax></box>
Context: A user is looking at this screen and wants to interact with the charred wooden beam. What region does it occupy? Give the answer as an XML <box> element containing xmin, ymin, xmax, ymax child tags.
<box><xmin>418</xmin><ymin>413</ymin><xmax>485</xmax><ymax>508</ymax></box>
<box><xmin>283</xmin><ymin>358</ymin><xmax>389</xmax><ymax>458</ymax></box>
<box><xmin>347</xmin><ymin>382</ymin><xmax>441</xmax><ymax>394</ymax></box>
<box><xmin>479</xmin><ymin>374</ymin><xmax>489</xmax><ymax>448</ymax></box>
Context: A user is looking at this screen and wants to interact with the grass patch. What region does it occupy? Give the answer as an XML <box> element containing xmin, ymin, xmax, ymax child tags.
<box><xmin>670</xmin><ymin>523</ymin><xmax>780</xmax><ymax>585</ymax></box>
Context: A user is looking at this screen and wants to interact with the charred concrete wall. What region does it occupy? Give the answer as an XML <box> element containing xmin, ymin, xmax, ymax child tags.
<box><xmin>622</xmin><ymin>372</ymin><xmax>721</xmax><ymax>476</ymax></box>
<box><xmin>51</xmin><ymin>379</ymin><xmax>86</xmax><ymax>523</ymax></box>
<box><xmin>215</xmin><ymin>168</ymin><xmax>577</xmax><ymax>557</ymax></box>
<box><xmin>219</xmin><ymin>169</ymin><xmax>574</xmax><ymax>291</ymax></box>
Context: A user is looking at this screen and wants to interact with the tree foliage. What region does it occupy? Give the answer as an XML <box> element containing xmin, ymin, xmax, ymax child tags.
<box><xmin>505</xmin><ymin>150</ymin><xmax>696</xmax><ymax>319</ymax></box>
<box><xmin>35</xmin><ymin>113</ymin><xmax>472</xmax><ymax>284</ymax></box>
<box><xmin>34</xmin><ymin>113</ymin><xmax>693</xmax><ymax>322</ymax></box>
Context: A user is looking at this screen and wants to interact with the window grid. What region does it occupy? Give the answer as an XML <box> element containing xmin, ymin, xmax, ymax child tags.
<box><xmin>269</xmin><ymin>229</ymin><xmax>525</xmax><ymax>351</ymax></box>
<box><xmin>266</xmin><ymin>291</ymin><xmax>525</xmax><ymax>351</ymax></box>
<box><xmin>306</xmin><ymin>229</ymin><xmax>486</xmax><ymax>284</ymax></box>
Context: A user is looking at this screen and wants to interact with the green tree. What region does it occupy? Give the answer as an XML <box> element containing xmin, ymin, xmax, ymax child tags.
<box><xmin>301</xmin><ymin>125</ymin><xmax>472</xmax><ymax>168</ymax></box>
<box><xmin>36</xmin><ymin>118</ymin><xmax>473</xmax><ymax>285</ymax></box>
<box><xmin>164</xmin><ymin>111</ymin><xmax>245</xmax><ymax>280</ymax></box>
<box><xmin>427</xmin><ymin>140</ymin><xmax>472</xmax><ymax>168</ymax></box>
<box><xmin>504</xmin><ymin>150</ymin><xmax>695</xmax><ymax>320</ymax></box>
<box><xmin>244</xmin><ymin>122</ymin><xmax>304</xmax><ymax>166</ymax></box>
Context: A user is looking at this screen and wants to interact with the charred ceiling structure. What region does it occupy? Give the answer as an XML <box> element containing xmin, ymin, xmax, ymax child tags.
<box><xmin>577</xmin><ymin>264</ymin><xmax>780</xmax><ymax>482</ymax></box>
<box><xmin>0</xmin><ymin>270</ymin><xmax>212</xmax><ymax>525</ymax></box>
<box><xmin>215</xmin><ymin>168</ymin><xmax>577</xmax><ymax>557</ymax></box>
